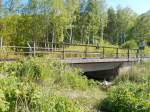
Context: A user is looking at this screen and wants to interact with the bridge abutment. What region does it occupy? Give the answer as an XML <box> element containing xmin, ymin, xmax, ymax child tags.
<box><xmin>66</xmin><ymin>59</ymin><xmax>136</xmax><ymax>81</ymax></box>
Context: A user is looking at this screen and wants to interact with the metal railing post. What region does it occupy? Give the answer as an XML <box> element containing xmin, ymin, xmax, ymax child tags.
<box><xmin>127</xmin><ymin>49</ymin><xmax>130</xmax><ymax>60</ymax></box>
<box><xmin>102</xmin><ymin>47</ymin><xmax>105</xmax><ymax>59</ymax></box>
<box><xmin>136</xmin><ymin>49</ymin><xmax>139</xmax><ymax>58</ymax></box>
<box><xmin>13</xmin><ymin>46</ymin><xmax>16</xmax><ymax>55</ymax></box>
<box><xmin>116</xmin><ymin>48</ymin><xmax>119</xmax><ymax>58</ymax></box>
<box><xmin>84</xmin><ymin>45</ymin><xmax>88</xmax><ymax>59</ymax></box>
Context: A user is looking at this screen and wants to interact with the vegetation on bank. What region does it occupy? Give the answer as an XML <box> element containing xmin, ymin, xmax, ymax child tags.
<box><xmin>0</xmin><ymin>57</ymin><xmax>105</xmax><ymax>112</ymax></box>
<box><xmin>0</xmin><ymin>58</ymin><xmax>150</xmax><ymax>112</ymax></box>
<box><xmin>100</xmin><ymin>63</ymin><xmax>150</xmax><ymax>112</ymax></box>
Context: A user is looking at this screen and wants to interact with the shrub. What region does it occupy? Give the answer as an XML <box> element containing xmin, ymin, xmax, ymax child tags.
<box><xmin>100</xmin><ymin>82</ymin><xmax>150</xmax><ymax>112</ymax></box>
<box><xmin>0</xmin><ymin>75</ymin><xmax>84</xmax><ymax>112</ymax></box>
<box><xmin>0</xmin><ymin>76</ymin><xmax>41</xmax><ymax>112</ymax></box>
<box><xmin>1</xmin><ymin>58</ymin><xmax>97</xmax><ymax>90</ymax></box>
<box><xmin>40</xmin><ymin>95</ymin><xmax>83</xmax><ymax>112</ymax></box>
<box><xmin>1</xmin><ymin>59</ymin><xmax>42</xmax><ymax>80</ymax></box>
<box><xmin>0</xmin><ymin>58</ymin><xmax>101</xmax><ymax>112</ymax></box>
<box><xmin>0</xmin><ymin>89</ymin><xmax>9</xmax><ymax>112</ymax></box>
<box><xmin>121</xmin><ymin>40</ymin><xmax>138</xmax><ymax>49</ymax></box>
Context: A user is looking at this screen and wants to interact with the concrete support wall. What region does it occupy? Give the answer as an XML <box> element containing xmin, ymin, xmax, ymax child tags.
<box><xmin>71</xmin><ymin>62</ymin><xmax>122</xmax><ymax>72</ymax></box>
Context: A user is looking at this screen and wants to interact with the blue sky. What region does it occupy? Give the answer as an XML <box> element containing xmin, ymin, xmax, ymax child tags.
<box><xmin>2</xmin><ymin>0</ymin><xmax>150</xmax><ymax>14</ymax></box>
<box><xmin>106</xmin><ymin>0</ymin><xmax>150</xmax><ymax>14</ymax></box>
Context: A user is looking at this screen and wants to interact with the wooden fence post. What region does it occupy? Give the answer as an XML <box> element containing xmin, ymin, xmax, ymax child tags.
<box><xmin>33</xmin><ymin>42</ymin><xmax>36</xmax><ymax>57</ymax></box>
<box><xmin>84</xmin><ymin>45</ymin><xmax>88</xmax><ymax>59</ymax></box>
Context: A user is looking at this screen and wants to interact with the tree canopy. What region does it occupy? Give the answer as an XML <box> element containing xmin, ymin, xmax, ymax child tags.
<box><xmin>0</xmin><ymin>0</ymin><xmax>149</xmax><ymax>47</ymax></box>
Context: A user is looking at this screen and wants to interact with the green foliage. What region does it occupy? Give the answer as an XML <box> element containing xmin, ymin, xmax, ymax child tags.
<box><xmin>0</xmin><ymin>0</ymin><xmax>108</xmax><ymax>45</ymax></box>
<box><xmin>100</xmin><ymin>63</ymin><xmax>150</xmax><ymax>112</ymax></box>
<box><xmin>132</xmin><ymin>11</ymin><xmax>150</xmax><ymax>41</ymax></box>
<box><xmin>0</xmin><ymin>75</ymin><xmax>84</xmax><ymax>112</ymax></box>
<box><xmin>121</xmin><ymin>40</ymin><xmax>138</xmax><ymax>49</ymax></box>
<box><xmin>100</xmin><ymin>82</ymin><xmax>150</xmax><ymax>112</ymax></box>
<box><xmin>1</xmin><ymin>58</ymin><xmax>97</xmax><ymax>90</ymax></box>
<box><xmin>1</xmin><ymin>59</ymin><xmax>41</xmax><ymax>80</ymax></box>
<box><xmin>116</xmin><ymin>7</ymin><xmax>137</xmax><ymax>44</ymax></box>
<box><xmin>105</xmin><ymin>7</ymin><xmax>117</xmax><ymax>44</ymax></box>
<box><xmin>40</xmin><ymin>95</ymin><xmax>83</xmax><ymax>112</ymax></box>
<box><xmin>0</xmin><ymin>0</ymin><xmax>149</xmax><ymax>47</ymax></box>
<box><xmin>0</xmin><ymin>75</ymin><xmax>41</xmax><ymax>112</ymax></box>
<box><xmin>78</xmin><ymin>0</ymin><xmax>107</xmax><ymax>44</ymax></box>
<box><xmin>0</xmin><ymin>89</ymin><xmax>9</xmax><ymax>112</ymax></box>
<box><xmin>0</xmin><ymin>58</ymin><xmax>102</xmax><ymax>112</ymax></box>
<box><xmin>104</xmin><ymin>7</ymin><xmax>137</xmax><ymax>44</ymax></box>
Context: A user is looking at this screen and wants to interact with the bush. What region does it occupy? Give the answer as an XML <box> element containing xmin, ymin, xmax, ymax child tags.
<box><xmin>0</xmin><ymin>89</ymin><xmax>9</xmax><ymax>112</ymax></box>
<box><xmin>0</xmin><ymin>76</ymin><xmax>41</xmax><ymax>112</ymax></box>
<box><xmin>100</xmin><ymin>82</ymin><xmax>150</xmax><ymax>112</ymax></box>
<box><xmin>40</xmin><ymin>95</ymin><xmax>83</xmax><ymax>112</ymax></box>
<box><xmin>0</xmin><ymin>58</ymin><xmax>102</xmax><ymax>112</ymax></box>
<box><xmin>121</xmin><ymin>40</ymin><xmax>138</xmax><ymax>49</ymax></box>
<box><xmin>1</xmin><ymin>58</ymin><xmax>41</xmax><ymax>80</ymax></box>
<box><xmin>0</xmin><ymin>75</ymin><xmax>84</xmax><ymax>112</ymax></box>
<box><xmin>1</xmin><ymin>58</ymin><xmax>97</xmax><ymax>90</ymax></box>
<box><xmin>0</xmin><ymin>58</ymin><xmax>92</xmax><ymax>112</ymax></box>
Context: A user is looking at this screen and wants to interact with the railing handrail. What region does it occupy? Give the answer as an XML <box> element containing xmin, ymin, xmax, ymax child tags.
<box><xmin>1</xmin><ymin>45</ymin><xmax>139</xmax><ymax>53</ymax></box>
<box><xmin>0</xmin><ymin>42</ymin><xmax>148</xmax><ymax>60</ymax></box>
<box><xmin>8</xmin><ymin>41</ymin><xmax>139</xmax><ymax>51</ymax></box>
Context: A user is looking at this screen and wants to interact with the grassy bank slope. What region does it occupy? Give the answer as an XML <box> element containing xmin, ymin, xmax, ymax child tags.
<box><xmin>0</xmin><ymin>57</ymin><xmax>105</xmax><ymax>112</ymax></box>
<box><xmin>100</xmin><ymin>62</ymin><xmax>150</xmax><ymax>112</ymax></box>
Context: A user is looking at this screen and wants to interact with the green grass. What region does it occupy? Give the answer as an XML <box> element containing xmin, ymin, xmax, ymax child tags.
<box><xmin>115</xmin><ymin>62</ymin><xmax>150</xmax><ymax>83</ymax></box>
<box><xmin>99</xmin><ymin>62</ymin><xmax>150</xmax><ymax>112</ymax></box>
<box><xmin>144</xmin><ymin>47</ymin><xmax>150</xmax><ymax>56</ymax></box>
<box><xmin>0</xmin><ymin>57</ymin><xmax>105</xmax><ymax>112</ymax></box>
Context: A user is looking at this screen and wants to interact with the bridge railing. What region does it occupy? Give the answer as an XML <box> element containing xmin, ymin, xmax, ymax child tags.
<box><xmin>0</xmin><ymin>42</ymin><xmax>144</xmax><ymax>60</ymax></box>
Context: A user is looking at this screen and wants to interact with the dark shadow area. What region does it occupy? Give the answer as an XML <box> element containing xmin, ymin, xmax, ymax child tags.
<box><xmin>84</xmin><ymin>68</ymin><xmax>119</xmax><ymax>81</ymax></box>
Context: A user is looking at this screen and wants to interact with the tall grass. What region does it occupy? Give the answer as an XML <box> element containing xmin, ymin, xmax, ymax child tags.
<box><xmin>100</xmin><ymin>62</ymin><xmax>150</xmax><ymax>112</ymax></box>
<box><xmin>0</xmin><ymin>57</ymin><xmax>104</xmax><ymax>112</ymax></box>
<box><xmin>115</xmin><ymin>62</ymin><xmax>150</xmax><ymax>83</ymax></box>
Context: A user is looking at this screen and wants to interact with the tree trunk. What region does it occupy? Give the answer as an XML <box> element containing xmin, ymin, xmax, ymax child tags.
<box><xmin>101</xmin><ymin>25</ymin><xmax>104</xmax><ymax>40</ymax></box>
<box><xmin>52</xmin><ymin>28</ymin><xmax>55</xmax><ymax>50</ymax></box>
<box><xmin>0</xmin><ymin>0</ymin><xmax>2</xmax><ymax>8</ymax></box>
<box><xmin>80</xmin><ymin>27</ymin><xmax>83</xmax><ymax>44</ymax></box>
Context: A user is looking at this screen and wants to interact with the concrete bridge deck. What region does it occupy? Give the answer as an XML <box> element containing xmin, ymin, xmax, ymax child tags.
<box><xmin>61</xmin><ymin>58</ymin><xmax>138</xmax><ymax>64</ymax></box>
